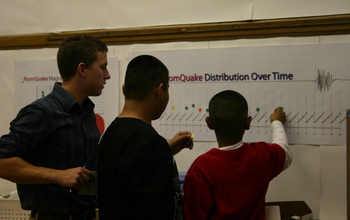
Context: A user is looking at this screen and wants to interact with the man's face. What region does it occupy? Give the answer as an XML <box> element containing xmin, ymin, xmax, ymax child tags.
<box><xmin>84</xmin><ymin>51</ymin><xmax>110</xmax><ymax>96</ymax></box>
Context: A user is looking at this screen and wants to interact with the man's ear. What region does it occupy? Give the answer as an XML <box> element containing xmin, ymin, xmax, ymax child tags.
<box><xmin>205</xmin><ymin>116</ymin><xmax>214</xmax><ymax>130</ymax></box>
<box><xmin>77</xmin><ymin>62</ymin><xmax>86</xmax><ymax>77</ymax></box>
<box><xmin>156</xmin><ymin>83</ymin><xmax>164</xmax><ymax>97</ymax></box>
<box><xmin>245</xmin><ymin>116</ymin><xmax>252</xmax><ymax>130</ymax></box>
<box><xmin>122</xmin><ymin>84</ymin><xmax>125</xmax><ymax>96</ymax></box>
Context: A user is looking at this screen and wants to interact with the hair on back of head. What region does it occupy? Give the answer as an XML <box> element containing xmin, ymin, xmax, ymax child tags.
<box><xmin>124</xmin><ymin>55</ymin><xmax>169</xmax><ymax>101</ymax></box>
<box><xmin>209</xmin><ymin>90</ymin><xmax>248</xmax><ymax>136</ymax></box>
<box><xmin>57</xmin><ymin>35</ymin><xmax>108</xmax><ymax>80</ymax></box>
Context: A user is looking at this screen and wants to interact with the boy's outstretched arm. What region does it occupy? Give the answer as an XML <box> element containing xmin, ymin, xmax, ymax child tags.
<box><xmin>270</xmin><ymin>107</ymin><xmax>292</xmax><ymax>170</ymax></box>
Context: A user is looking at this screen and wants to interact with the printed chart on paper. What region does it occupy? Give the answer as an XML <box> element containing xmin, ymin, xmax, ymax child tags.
<box><xmin>130</xmin><ymin>44</ymin><xmax>350</xmax><ymax>145</ymax></box>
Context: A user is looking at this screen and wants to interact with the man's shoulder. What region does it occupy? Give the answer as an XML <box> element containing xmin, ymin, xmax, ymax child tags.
<box><xmin>110</xmin><ymin>118</ymin><xmax>151</xmax><ymax>130</ymax></box>
<box><xmin>102</xmin><ymin>118</ymin><xmax>156</xmax><ymax>140</ymax></box>
<box><xmin>17</xmin><ymin>95</ymin><xmax>53</xmax><ymax>116</ymax></box>
<box><xmin>191</xmin><ymin>148</ymin><xmax>217</xmax><ymax>165</ymax></box>
<box><xmin>248</xmin><ymin>141</ymin><xmax>283</xmax><ymax>149</ymax></box>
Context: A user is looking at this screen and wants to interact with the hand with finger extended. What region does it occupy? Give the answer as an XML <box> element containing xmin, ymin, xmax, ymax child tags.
<box><xmin>270</xmin><ymin>107</ymin><xmax>286</xmax><ymax>124</ymax></box>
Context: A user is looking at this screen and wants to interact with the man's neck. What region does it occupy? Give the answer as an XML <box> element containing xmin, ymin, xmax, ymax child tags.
<box><xmin>119</xmin><ymin>100</ymin><xmax>153</xmax><ymax>126</ymax></box>
<box><xmin>61</xmin><ymin>81</ymin><xmax>86</xmax><ymax>106</ymax></box>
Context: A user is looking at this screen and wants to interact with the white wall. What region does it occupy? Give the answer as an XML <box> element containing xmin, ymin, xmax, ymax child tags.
<box><xmin>1</xmin><ymin>0</ymin><xmax>350</xmax><ymax>35</ymax></box>
<box><xmin>1</xmin><ymin>1</ymin><xmax>350</xmax><ymax>219</ymax></box>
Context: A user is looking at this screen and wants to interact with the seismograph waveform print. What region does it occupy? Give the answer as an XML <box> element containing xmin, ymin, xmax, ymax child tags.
<box><xmin>316</xmin><ymin>69</ymin><xmax>334</xmax><ymax>92</ymax></box>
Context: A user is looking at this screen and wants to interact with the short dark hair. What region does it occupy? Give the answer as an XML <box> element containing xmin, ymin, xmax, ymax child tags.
<box><xmin>57</xmin><ymin>35</ymin><xmax>108</xmax><ymax>80</ymax></box>
<box><xmin>209</xmin><ymin>90</ymin><xmax>248</xmax><ymax>136</ymax></box>
<box><xmin>124</xmin><ymin>55</ymin><xmax>169</xmax><ymax>101</ymax></box>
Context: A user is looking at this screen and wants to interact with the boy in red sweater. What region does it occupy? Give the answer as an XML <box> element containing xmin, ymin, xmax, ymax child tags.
<box><xmin>183</xmin><ymin>90</ymin><xmax>292</xmax><ymax>220</ymax></box>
